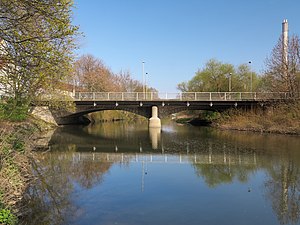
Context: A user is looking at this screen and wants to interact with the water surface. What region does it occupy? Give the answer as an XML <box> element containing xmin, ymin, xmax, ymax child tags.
<box><xmin>23</xmin><ymin>121</ymin><xmax>300</xmax><ymax>225</ymax></box>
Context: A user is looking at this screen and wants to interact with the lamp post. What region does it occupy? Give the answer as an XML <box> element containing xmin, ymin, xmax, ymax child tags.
<box><xmin>248</xmin><ymin>61</ymin><xmax>253</xmax><ymax>92</ymax></box>
<box><xmin>142</xmin><ymin>61</ymin><xmax>145</xmax><ymax>96</ymax></box>
<box><xmin>145</xmin><ymin>72</ymin><xmax>148</xmax><ymax>99</ymax></box>
<box><xmin>228</xmin><ymin>72</ymin><xmax>232</xmax><ymax>92</ymax></box>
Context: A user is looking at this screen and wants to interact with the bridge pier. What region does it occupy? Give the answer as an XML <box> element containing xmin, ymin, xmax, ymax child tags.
<box><xmin>149</xmin><ymin>106</ymin><xmax>161</xmax><ymax>128</ymax></box>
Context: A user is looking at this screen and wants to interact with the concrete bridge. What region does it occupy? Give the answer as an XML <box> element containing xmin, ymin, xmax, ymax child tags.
<box><xmin>58</xmin><ymin>91</ymin><xmax>291</xmax><ymax>126</ymax></box>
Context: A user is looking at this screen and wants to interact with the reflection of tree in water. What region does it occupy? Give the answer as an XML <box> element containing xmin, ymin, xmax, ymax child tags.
<box><xmin>265</xmin><ymin>158</ymin><xmax>300</xmax><ymax>225</ymax></box>
<box><xmin>20</xmin><ymin>152</ymin><xmax>113</xmax><ymax>225</ymax></box>
<box><xmin>193</xmin><ymin>164</ymin><xmax>257</xmax><ymax>188</ymax></box>
<box><xmin>70</xmin><ymin>160</ymin><xmax>112</xmax><ymax>189</ymax></box>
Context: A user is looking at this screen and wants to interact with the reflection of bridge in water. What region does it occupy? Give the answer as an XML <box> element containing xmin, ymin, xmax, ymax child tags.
<box><xmin>59</xmin><ymin>152</ymin><xmax>258</xmax><ymax>166</ymax></box>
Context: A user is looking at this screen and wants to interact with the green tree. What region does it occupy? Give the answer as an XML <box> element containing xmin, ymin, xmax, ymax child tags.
<box><xmin>236</xmin><ymin>63</ymin><xmax>260</xmax><ymax>92</ymax></box>
<box><xmin>0</xmin><ymin>0</ymin><xmax>78</xmax><ymax>107</ymax></box>
<box><xmin>177</xmin><ymin>59</ymin><xmax>259</xmax><ymax>93</ymax></box>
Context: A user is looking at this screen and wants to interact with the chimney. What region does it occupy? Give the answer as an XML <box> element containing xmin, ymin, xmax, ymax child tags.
<box><xmin>282</xmin><ymin>19</ymin><xmax>288</xmax><ymax>65</ymax></box>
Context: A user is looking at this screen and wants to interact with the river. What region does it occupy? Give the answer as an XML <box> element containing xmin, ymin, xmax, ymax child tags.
<box><xmin>22</xmin><ymin>120</ymin><xmax>300</xmax><ymax>225</ymax></box>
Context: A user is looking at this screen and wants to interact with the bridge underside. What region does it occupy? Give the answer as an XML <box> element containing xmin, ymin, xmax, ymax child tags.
<box><xmin>57</xmin><ymin>100</ymin><xmax>266</xmax><ymax>125</ymax></box>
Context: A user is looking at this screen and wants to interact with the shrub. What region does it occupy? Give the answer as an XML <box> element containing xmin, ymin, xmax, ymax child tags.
<box><xmin>0</xmin><ymin>209</ymin><xmax>17</xmax><ymax>225</ymax></box>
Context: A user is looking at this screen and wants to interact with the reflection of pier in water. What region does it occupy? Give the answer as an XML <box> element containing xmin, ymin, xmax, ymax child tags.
<box><xmin>57</xmin><ymin>152</ymin><xmax>258</xmax><ymax>165</ymax></box>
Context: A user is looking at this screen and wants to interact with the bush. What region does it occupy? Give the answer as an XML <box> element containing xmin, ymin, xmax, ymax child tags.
<box><xmin>216</xmin><ymin>102</ymin><xmax>300</xmax><ymax>134</ymax></box>
<box><xmin>0</xmin><ymin>209</ymin><xmax>17</xmax><ymax>225</ymax></box>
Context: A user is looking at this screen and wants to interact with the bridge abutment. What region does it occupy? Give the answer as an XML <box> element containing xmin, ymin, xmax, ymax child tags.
<box><xmin>149</xmin><ymin>106</ymin><xmax>161</xmax><ymax>128</ymax></box>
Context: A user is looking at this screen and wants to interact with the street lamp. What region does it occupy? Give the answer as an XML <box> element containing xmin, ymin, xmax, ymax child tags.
<box><xmin>142</xmin><ymin>61</ymin><xmax>145</xmax><ymax>96</ymax></box>
<box><xmin>145</xmin><ymin>72</ymin><xmax>148</xmax><ymax>98</ymax></box>
<box><xmin>248</xmin><ymin>61</ymin><xmax>253</xmax><ymax>92</ymax></box>
<box><xmin>227</xmin><ymin>72</ymin><xmax>232</xmax><ymax>92</ymax></box>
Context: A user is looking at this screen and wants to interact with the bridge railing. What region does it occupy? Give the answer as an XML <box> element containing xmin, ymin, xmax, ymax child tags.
<box><xmin>74</xmin><ymin>92</ymin><xmax>291</xmax><ymax>101</ymax></box>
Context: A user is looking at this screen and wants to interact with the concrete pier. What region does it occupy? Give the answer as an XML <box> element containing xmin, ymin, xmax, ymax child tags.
<box><xmin>149</xmin><ymin>127</ymin><xmax>161</xmax><ymax>149</ymax></box>
<box><xmin>149</xmin><ymin>106</ymin><xmax>161</xmax><ymax>128</ymax></box>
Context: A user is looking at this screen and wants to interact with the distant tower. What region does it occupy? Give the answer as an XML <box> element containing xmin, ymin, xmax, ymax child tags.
<box><xmin>282</xmin><ymin>19</ymin><xmax>288</xmax><ymax>65</ymax></box>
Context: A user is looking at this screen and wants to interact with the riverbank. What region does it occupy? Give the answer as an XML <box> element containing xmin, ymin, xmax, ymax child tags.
<box><xmin>0</xmin><ymin>116</ymin><xmax>55</xmax><ymax>224</ymax></box>
<box><xmin>214</xmin><ymin>101</ymin><xmax>300</xmax><ymax>135</ymax></box>
<box><xmin>175</xmin><ymin>102</ymin><xmax>300</xmax><ymax>135</ymax></box>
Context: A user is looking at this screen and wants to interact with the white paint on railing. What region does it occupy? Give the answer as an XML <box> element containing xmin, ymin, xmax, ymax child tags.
<box><xmin>73</xmin><ymin>92</ymin><xmax>291</xmax><ymax>101</ymax></box>
<box><xmin>70</xmin><ymin>152</ymin><xmax>258</xmax><ymax>165</ymax></box>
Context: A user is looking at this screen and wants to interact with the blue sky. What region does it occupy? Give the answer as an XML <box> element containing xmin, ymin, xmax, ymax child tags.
<box><xmin>73</xmin><ymin>0</ymin><xmax>300</xmax><ymax>92</ymax></box>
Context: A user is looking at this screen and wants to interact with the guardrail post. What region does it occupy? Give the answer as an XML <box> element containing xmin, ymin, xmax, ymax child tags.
<box><xmin>93</xmin><ymin>92</ymin><xmax>95</xmax><ymax>100</ymax></box>
<box><xmin>225</xmin><ymin>93</ymin><xmax>227</xmax><ymax>101</ymax></box>
<box><xmin>239</xmin><ymin>92</ymin><xmax>242</xmax><ymax>100</ymax></box>
<box><xmin>122</xmin><ymin>92</ymin><xmax>124</xmax><ymax>101</ymax></box>
<box><xmin>79</xmin><ymin>92</ymin><xmax>81</xmax><ymax>100</ymax></box>
<box><xmin>166</xmin><ymin>93</ymin><xmax>168</xmax><ymax>99</ymax></box>
<box><xmin>194</xmin><ymin>92</ymin><xmax>197</xmax><ymax>101</ymax></box>
<box><xmin>108</xmin><ymin>93</ymin><xmax>110</xmax><ymax>100</ymax></box>
<box><xmin>150</xmin><ymin>92</ymin><xmax>153</xmax><ymax>100</ymax></box>
<box><xmin>136</xmin><ymin>93</ymin><xmax>139</xmax><ymax>101</ymax></box>
<box><xmin>209</xmin><ymin>92</ymin><xmax>212</xmax><ymax>101</ymax></box>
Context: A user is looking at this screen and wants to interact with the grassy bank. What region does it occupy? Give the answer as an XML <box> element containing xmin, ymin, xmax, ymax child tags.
<box><xmin>173</xmin><ymin>102</ymin><xmax>300</xmax><ymax>135</ymax></box>
<box><xmin>0</xmin><ymin>117</ymin><xmax>55</xmax><ymax>224</ymax></box>
<box><xmin>215</xmin><ymin>101</ymin><xmax>300</xmax><ymax>135</ymax></box>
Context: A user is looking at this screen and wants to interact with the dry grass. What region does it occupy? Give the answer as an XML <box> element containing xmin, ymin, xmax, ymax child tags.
<box><xmin>0</xmin><ymin>122</ymin><xmax>35</xmax><ymax>213</ymax></box>
<box><xmin>216</xmin><ymin>102</ymin><xmax>300</xmax><ymax>135</ymax></box>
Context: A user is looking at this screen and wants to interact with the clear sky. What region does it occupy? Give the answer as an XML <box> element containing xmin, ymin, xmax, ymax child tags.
<box><xmin>73</xmin><ymin>0</ymin><xmax>300</xmax><ymax>92</ymax></box>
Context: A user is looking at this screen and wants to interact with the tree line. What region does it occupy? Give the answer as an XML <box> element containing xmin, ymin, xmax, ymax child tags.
<box><xmin>177</xmin><ymin>35</ymin><xmax>300</xmax><ymax>97</ymax></box>
<box><xmin>1</xmin><ymin>0</ymin><xmax>299</xmax><ymax>121</ymax></box>
<box><xmin>72</xmin><ymin>54</ymin><xmax>153</xmax><ymax>93</ymax></box>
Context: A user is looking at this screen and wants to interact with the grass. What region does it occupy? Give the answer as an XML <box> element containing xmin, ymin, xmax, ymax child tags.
<box><xmin>0</xmin><ymin>99</ymin><xmax>29</xmax><ymax>122</ymax></box>
<box><xmin>0</xmin><ymin>208</ymin><xmax>17</xmax><ymax>225</ymax></box>
<box><xmin>0</xmin><ymin>121</ymin><xmax>37</xmax><ymax>224</ymax></box>
<box><xmin>0</xmin><ymin>115</ymin><xmax>55</xmax><ymax>224</ymax></box>
<box><xmin>215</xmin><ymin>101</ymin><xmax>300</xmax><ymax>135</ymax></box>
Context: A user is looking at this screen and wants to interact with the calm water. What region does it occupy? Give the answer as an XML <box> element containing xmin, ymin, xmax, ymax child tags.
<box><xmin>22</xmin><ymin>120</ymin><xmax>300</xmax><ymax>225</ymax></box>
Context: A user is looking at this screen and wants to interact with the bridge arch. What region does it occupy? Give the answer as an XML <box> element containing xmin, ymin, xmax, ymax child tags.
<box><xmin>65</xmin><ymin>107</ymin><xmax>153</xmax><ymax>119</ymax></box>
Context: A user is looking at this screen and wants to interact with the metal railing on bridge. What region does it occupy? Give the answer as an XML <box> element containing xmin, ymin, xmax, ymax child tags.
<box><xmin>60</xmin><ymin>152</ymin><xmax>258</xmax><ymax>166</ymax></box>
<box><xmin>74</xmin><ymin>92</ymin><xmax>292</xmax><ymax>101</ymax></box>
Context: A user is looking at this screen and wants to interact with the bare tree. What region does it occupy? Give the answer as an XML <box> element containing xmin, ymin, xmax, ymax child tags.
<box><xmin>116</xmin><ymin>70</ymin><xmax>143</xmax><ymax>92</ymax></box>
<box><xmin>73</xmin><ymin>54</ymin><xmax>118</xmax><ymax>92</ymax></box>
<box><xmin>265</xmin><ymin>35</ymin><xmax>300</xmax><ymax>97</ymax></box>
<box><xmin>73</xmin><ymin>55</ymin><xmax>147</xmax><ymax>93</ymax></box>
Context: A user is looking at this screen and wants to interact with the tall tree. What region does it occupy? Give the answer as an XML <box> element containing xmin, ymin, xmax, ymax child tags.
<box><xmin>264</xmin><ymin>35</ymin><xmax>300</xmax><ymax>96</ymax></box>
<box><xmin>0</xmin><ymin>0</ymin><xmax>78</xmax><ymax>105</ymax></box>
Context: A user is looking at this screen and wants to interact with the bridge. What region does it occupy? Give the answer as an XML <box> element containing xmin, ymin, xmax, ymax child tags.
<box><xmin>56</xmin><ymin>91</ymin><xmax>293</xmax><ymax>126</ymax></box>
